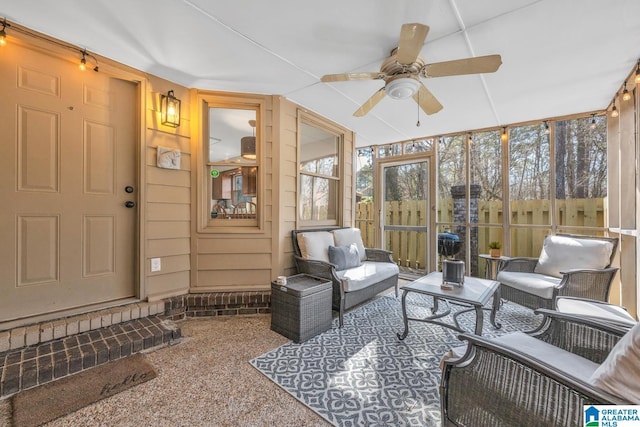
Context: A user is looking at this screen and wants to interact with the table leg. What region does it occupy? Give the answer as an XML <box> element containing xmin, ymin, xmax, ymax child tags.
<box><xmin>490</xmin><ymin>287</ymin><xmax>502</xmax><ymax>329</ymax></box>
<box><xmin>432</xmin><ymin>296</ymin><xmax>440</xmax><ymax>314</ymax></box>
<box><xmin>474</xmin><ymin>305</ymin><xmax>484</xmax><ymax>335</ymax></box>
<box><xmin>397</xmin><ymin>290</ymin><xmax>410</xmax><ymax>340</ymax></box>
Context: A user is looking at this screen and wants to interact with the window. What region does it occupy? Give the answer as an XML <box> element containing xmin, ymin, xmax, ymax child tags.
<box><xmin>207</xmin><ymin>106</ymin><xmax>259</xmax><ymax>227</ymax></box>
<box><xmin>299</xmin><ymin>121</ymin><xmax>341</xmax><ymax>225</ymax></box>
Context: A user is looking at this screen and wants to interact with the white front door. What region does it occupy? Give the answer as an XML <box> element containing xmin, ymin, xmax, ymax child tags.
<box><xmin>0</xmin><ymin>41</ymin><xmax>138</xmax><ymax>322</ymax></box>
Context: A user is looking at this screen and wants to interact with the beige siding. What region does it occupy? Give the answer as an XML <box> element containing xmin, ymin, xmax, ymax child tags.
<box><xmin>144</xmin><ymin>78</ymin><xmax>192</xmax><ymax>300</ymax></box>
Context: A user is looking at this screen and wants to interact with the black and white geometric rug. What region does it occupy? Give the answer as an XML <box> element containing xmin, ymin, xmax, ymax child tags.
<box><xmin>250</xmin><ymin>293</ymin><xmax>540</xmax><ymax>426</ymax></box>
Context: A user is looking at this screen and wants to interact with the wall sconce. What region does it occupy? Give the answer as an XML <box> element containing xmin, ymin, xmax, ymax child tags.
<box><xmin>241</xmin><ymin>119</ymin><xmax>257</xmax><ymax>160</ymax></box>
<box><xmin>160</xmin><ymin>90</ymin><xmax>181</xmax><ymax>127</ymax></box>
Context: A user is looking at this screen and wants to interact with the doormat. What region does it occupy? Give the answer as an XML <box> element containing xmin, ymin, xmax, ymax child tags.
<box><xmin>9</xmin><ymin>353</ymin><xmax>156</xmax><ymax>427</ymax></box>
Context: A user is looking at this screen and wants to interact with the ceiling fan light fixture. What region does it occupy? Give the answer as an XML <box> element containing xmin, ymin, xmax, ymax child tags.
<box><xmin>386</xmin><ymin>76</ymin><xmax>420</xmax><ymax>100</ymax></box>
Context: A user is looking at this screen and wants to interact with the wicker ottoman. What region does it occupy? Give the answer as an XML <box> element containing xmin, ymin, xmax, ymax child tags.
<box><xmin>270</xmin><ymin>274</ymin><xmax>332</xmax><ymax>343</ymax></box>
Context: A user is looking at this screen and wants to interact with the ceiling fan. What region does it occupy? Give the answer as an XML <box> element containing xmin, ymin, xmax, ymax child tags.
<box><xmin>320</xmin><ymin>23</ymin><xmax>502</xmax><ymax>117</ymax></box>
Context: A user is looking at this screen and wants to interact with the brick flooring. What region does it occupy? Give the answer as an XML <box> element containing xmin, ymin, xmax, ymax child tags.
<box><xmin>0</xmin><ymin>315</ymin><xmax>181</xmax><ymax>398</ymax></box>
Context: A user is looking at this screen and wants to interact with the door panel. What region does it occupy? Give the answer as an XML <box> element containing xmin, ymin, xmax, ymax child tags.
<box><xmin>379</xmin><ymin>160</ymin><xmax>431</xmax><ymax>277</ymax></box>
<box><xmin>0</xmin><ymin>41</ymin><xmax>138</xmax><ymax>322</ymax></box>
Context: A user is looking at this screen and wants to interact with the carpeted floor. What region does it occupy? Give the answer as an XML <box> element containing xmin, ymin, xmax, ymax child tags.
<box><xmin>251</xmin><ymin>293</ymin><xmax>540</xmax><ymax>427</ymax></box>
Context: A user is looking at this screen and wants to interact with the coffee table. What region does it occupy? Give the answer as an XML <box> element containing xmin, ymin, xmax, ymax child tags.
<box><xmin>397</xmin><ymin>271</ymin><xmax>501</xmax><ymax>339</ymax></box>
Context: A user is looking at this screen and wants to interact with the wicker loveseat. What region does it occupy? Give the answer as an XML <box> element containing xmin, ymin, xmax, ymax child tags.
<box><xmin>497</xmin><ymin>233</ymin><xmax>618</xmax><ymax>310</ymax></box>
<box><xmin>292</xmin><ymin>227</ymin><xmax>399</xmax><ymax>327</ymax></box>
<box><xmin>441</xmin><ymin>309</ymin><xmax>635</xmax><ymax>426</ymax></box>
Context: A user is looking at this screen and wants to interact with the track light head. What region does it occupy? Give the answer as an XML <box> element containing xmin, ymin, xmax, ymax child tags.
<box><xmin>79</xmin><ymin>50</ymin><xmax>87</xmax><ymax>71</ymax></box>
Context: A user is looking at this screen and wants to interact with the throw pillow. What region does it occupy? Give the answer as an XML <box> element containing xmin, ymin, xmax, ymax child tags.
<box><xmin>332</xmin><ymin>228</ymin><xmax>367</xmax><ymax>261</ymax></box>
<box><xmin>297</xmin><ymin>231</ymin><xmax>334</xmax><ymax>263</ymax></box>
<box><xmin>589</xmin><ymin>322</ymin><xmax>640</xmax><ymax>403</ymax></box>
<box><xmin>328</xmin><ymin>244</ymin><xmax>361</xmax><ymax>271</ymax></box>
<box><xmin>534</xmin><ymin>235</ymin><xmax>613</xmax><ymax>279</ymax></box>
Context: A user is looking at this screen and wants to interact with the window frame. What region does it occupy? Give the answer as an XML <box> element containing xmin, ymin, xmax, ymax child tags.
<box><xmin>197</xmin><ymin>91</ymin><xmax>265</xmax><ymax>233</ymax></box>
<box><xmin>297</xmin><ymin>112</ymin><xmax>344</xmax><ymax>228</ymax></box>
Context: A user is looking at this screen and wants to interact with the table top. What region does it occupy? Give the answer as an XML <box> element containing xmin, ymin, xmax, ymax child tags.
<box><xmin>479</xmin><ymin>254</ymin><xmax>511</xmax><ymax>261</ymax></box>
<box><xmin>403</xmin><ymin>272</ymin><xmax>499</xmax><ymax>306</ymax></box>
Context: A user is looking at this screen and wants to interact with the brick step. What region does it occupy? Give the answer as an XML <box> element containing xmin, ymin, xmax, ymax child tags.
<box><xmin>0</xmin><ymin>315</ymin><xmax>181</xmax><ymax>398</ymax></box>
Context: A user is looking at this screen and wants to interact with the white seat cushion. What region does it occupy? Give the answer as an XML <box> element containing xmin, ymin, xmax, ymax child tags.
<box><xmin>556</xmin><ymin>298</ymin><xmax>636</xmax><ymax>326</ymax></box>
<box><xmin>496</xmin><ymin>271</ymin><xmax>562</xmax><ymax>299</ymax></box>
<box><xmin>335</xmin><ymin>261</ymin><xmax>399</xmax><ymax>292</ymax></box>
<box><xmin>589</xmin><ymin>322</ymin><xmax>640</xmax><ymax>403</ymax></box>
<box><xmin>495</xmin><ymin>332</ymin><xmax>599</xmax><ymax>382</ymax></box>
<box><xmin>297</xmin><ymin>231</ymin><xmax>335</xmax><ymax>263</ymax></box>
<box><xmin>332</xmin><ymin>228</ymin><xmax>367</xmax><ymax>261</ymax></box>
<box><xmin>534</xmin><ymin>235</ymin><xmax>613</xmax><ymax>279</ymax></box>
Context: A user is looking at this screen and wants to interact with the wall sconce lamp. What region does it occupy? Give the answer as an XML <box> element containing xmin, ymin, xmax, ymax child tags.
<box><xmin>241</xmin><ymin>119</ymin><xmax>257</xmax><ymax>160</ymax></box>
<box><xmin>622</xmin><ymin>83</ymin><xmax>632</xmax><ymax>102</ymax></box>
<box><xmin>160</xmin><ymin>90</ymin><xmax>181</xmax><ymax>127</ymax></box>
<box><xmin>0</xmin><ymin>19</ymin><xmax>7</xmax><ymax>46</ymax></box>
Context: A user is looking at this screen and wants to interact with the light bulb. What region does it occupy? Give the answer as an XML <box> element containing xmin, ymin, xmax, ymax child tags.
<box><xmin>623</xmin><ymin>88</ymin><xmax>631</xmax><ymax>101</ymax></box>
<box><xmin>79</xmin><ymin>57</ymin><xmax>86</xmax><ymax>71</ymax></box>
<box><xmin>500</xmin><ymin>128</ymin><xmax>508</xmax><ymax>142</ymax></box>
<box><xmin>636</xmin><ymin>68</ymin><xmax>640</xmax><ymax>84</ymax></box>
<box><xmin>611</xmin><ymin>106</ymin><xmax>619</xmax><ymax>118</ymax></box>
<box><xmin>0</xmin><ymin>30</ymin><xmax>6</xmax><ymax>46</ymax></box>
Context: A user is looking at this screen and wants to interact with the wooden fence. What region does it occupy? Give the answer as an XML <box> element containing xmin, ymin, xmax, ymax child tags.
<box><xmin>355</xmin><ymin>198</ymin><xmax>605</xmax><ymax>275</ymax></box>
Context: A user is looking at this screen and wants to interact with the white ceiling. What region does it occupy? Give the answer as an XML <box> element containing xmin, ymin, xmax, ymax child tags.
<box><xmin>3</xmin><ymin>0</ymin><xmax>640</xmax><ymax>147</ymax></box>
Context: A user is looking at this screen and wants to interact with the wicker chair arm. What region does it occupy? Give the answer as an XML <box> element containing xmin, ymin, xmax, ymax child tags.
<box><xmin>441</xmin><ymin>333</ymin><xmax>628</xmax><ymax>426</ymax></box>
<box><xmin>498</xmin><ymin>257</ymin><xmax>538</xmax><ymax>273</ymax></box>
<box><xmin>293</xmin><ymin>255</ymin><xmax>338</xmax><ymax>283</ymax></box>
<box><xmin>528</xmin><ymin>308</ymin><xmax>628</xmax><ymax>363</ymax></box>
<box><xmin>364</xmin><ymin>248</ymin><xmax>395</xmax><ymax>263</ymax></box>
<box><xmin>555</xmin><ymin>267</ymin><xmax>619</xmax><ymax>302</ymax></box>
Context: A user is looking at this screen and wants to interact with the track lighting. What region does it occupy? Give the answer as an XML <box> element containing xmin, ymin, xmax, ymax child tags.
<box><xmin>623</xmin><ymin>83</ymin><xmax>631</xmax><ymax>101</ymax></box>
<box><xmin>611</xmin><ymin>98</ymin><xmax>619</xmax><ymax>118</ymax></box>
<box><xmin>79</xmin><ymin>50</ymin><xmax>87</xmax><ymax>71</ymax></box>
<box><xmin>0</xmin><ymin>19</ymin><xmax>7</xmax><ymax>46</ymax></box>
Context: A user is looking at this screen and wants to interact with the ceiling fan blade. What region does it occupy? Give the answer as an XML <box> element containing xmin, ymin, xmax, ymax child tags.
<box><xmin>423</xmin><ymin>54</ymin><xmax>502</xmax><ymax>77</ymax></box>
<box><xmin>413</xmin><ymin>84</ymin><xmax>443</xmax><ymax>115</ymax></box>
<box><xmin>396</xmin><ymin>23</ymin><xmax>429</xmax><ymax>65</ymax></box>
<box><xmin>321</xmin><ymin>72</ymin><xmax>385</xmax><ymax>82</ymax></box>
<box><xmin>353</xmin><ymin>88</ymin><xmax>387</xmax><ymax>117</ymax></box>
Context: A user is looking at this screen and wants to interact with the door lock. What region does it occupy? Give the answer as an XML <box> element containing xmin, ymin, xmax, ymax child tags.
<box><xmin>125</xmin><ymin>186</ymin><xmax>134</xmax><ymax>193</ymax></box>
<box><xmin>125</xmin><ymin>201</ymin><xmax>136</xmax><ymax>208</ymax></box>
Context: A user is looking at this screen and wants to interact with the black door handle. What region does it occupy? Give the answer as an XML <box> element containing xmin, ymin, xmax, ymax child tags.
<box><xmin>125</xmin><ymin>186</ymin><xmax>134</xmax><ymax>193</ymax></box>
<box><xmin>125</xmin><ymin>201</ymin><xmax>136</xmax><ymax>208</ymax></box>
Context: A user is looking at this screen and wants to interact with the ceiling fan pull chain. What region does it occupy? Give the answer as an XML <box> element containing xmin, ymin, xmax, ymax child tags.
<box><xmin>416</xmin><ymin>90</ymin><xmax>421</xmax><ymax>127</ymax></box>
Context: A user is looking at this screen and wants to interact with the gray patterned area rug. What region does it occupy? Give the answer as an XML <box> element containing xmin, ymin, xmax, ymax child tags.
<box><xmin>250</xmin><ymin>292</ymin><xmax>540</xmax><ymax>427</ymax></box>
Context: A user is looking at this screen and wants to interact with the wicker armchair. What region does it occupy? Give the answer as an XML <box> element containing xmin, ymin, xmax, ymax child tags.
<box><xmin>497</xmin><ymin>234</ymin><xmax>618</xmax><ymax>310</ymax></box>
<box><xmin>441</xmin><ymin>310</ymin><xmax>630</xmax><ymax>427</ymax></box>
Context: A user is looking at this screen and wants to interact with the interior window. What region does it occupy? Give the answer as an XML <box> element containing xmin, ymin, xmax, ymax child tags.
<box><xmin>207</xmin><ymin>107</ymin><xmax>259</xmax><ymax>226</ymax></box>
<box><xmin>299</xmin><ymin>122</ymin><xmax>341</xmax><ymax>224</ymax></box>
